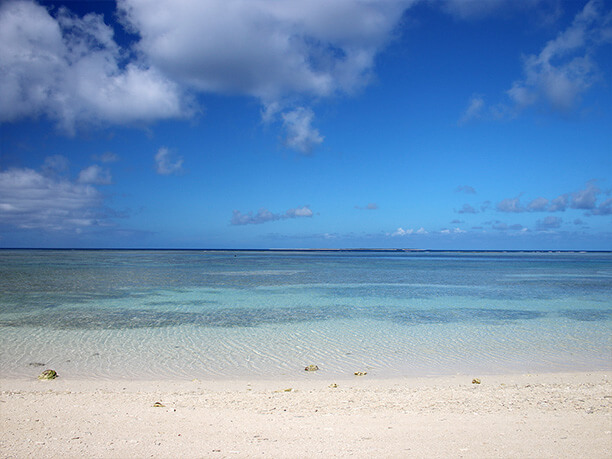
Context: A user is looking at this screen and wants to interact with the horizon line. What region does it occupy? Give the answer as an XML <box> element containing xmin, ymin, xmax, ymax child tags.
<box><xmin>1</xmin><ymin>248</ymin><xmax>610</xmax><ymax>253</ymax></box>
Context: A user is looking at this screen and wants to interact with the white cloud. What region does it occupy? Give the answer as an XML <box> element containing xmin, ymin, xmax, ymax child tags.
<box><xmin>570</xmin><ymin>180</ymin><xmax>600</xmax><ymax>209</ymax></box>
<box><xmin>527</xmin><ymin>196</ymin><xmax>549</xmax><ymax>211</ymax></box>
<box><xmin>391</xmin><ymin>227</ymin><xmax>428</xmax><ymax>236</ymax></box>
<box><xmin>455</xmin><ymin>185</ymin><xmax>476</xmax><ymax>194</ymax></box>
<box><xmin>537</xmin><ymin>216</ymin><xmax>563</xmax><ymax>229</ymax></box>
<box><xmin>285</xmin><ymin>206</ymin><xmax>314</xmax><ymax>218</ymax></box>
<box><xmin>458</xmin><ymin>95</ymin><xmax>484</xmax><ymax>125</ymax></box>
<box><xmin>120</xmin><ymin>0</ymin><xmax>412</xmax><ymax>101</ymax></box>
<box><xmin>93</xmin><ymin>152</ymin><xmax>120</xmax><ymax>163</ymax></box>
<box><xmin>497</xmin><ymin>195</ymin><xmax>524</xmax><ymax>213</ymax></box>
<box><xmin>0</xmin><ymin>0</ymin><xmax>191</xmax><ymax>133</ymax></box>
<box><xmin>440</xmin><ymin>227</ymin><xmax>466</xmax><ymax>234</ymax></box>
<box><xmin>78</xmin><ymin>165</ymin><xmax>112</xmax><ymax>185</ymax></box>
<box><xmin>497</xmin><ymin>182</ymin><xmax>606</xmax><ymax>214</ymax></box>
<box><xmin>548</xmin><ymin>194</ymin><xmax>569</xmax><ymax>212</ymax></box>
<box><xmin>154</xmin><ymin>147</ymin><xmax>184</xmax><ymax>175</ymax></box>
<box><xmin>281</xmin><ymin>107</ymin><xmax>324</xmax><ymax>154</ymax></box>
<box><xmin>506</xmin><ymin>0</ymin><xmax>612</xmax><ymax>113</ymax></box>
<box><xmin>231</xmin><ymin>205</ymin><xmax>314</xmax><ymax>225</ymax></box>
<box><xmin>42</xmin><ymin>155</ymin><xmax>70</xmax><ymax>176</ymax></box>
<box><xmin>591</xmin><ymin>198</ymin><xmax>612</xmax><ymax>215</ymax></box>
<box><xmin>118</xmin><ymin>0</ymin><xmax>414</xmax><ymax>152</ymax></box>
<box><xmin>439</xmin><ymin>0</ymin><xmax>518</xmax><ymax>19</ymax></box>
<box><xmin>0</xmin><ymin>167</ymin><xmax>109</xmax><ymax>231</ymax></box>
<box><xmin>356</xmin><ymin>203</ymin><xmax>379</xmax><ymax>210</ymax></box>
<box><xmin>457</xmin><ymin>203</ymin><xmax>478</xmax><ymax>214</ymax></box>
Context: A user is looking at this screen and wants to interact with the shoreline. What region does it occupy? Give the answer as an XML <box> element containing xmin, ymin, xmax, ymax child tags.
<box><xmin>2</xmin><ymin>371</ymin><xmax>611</xmax><ymax>458</ymax></box>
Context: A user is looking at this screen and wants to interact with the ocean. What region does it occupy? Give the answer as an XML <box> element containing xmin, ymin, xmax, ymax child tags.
<box><xmin>1</xmin><ymin>250</ymin><xmax>610</xmax><ymax>380</ymax></box>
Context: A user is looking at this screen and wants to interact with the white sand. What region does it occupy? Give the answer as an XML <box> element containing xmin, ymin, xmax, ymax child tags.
<box><xmin>1</xmin><ymin>372</ymin><xmax>611</xmax><ymax>458</ymax></box>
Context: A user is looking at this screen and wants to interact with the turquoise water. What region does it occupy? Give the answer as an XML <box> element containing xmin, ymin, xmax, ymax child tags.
<box><xmin>1</xmin><ymin>250</ymin><xmax>610</xmax><ymax>379</ymax></box>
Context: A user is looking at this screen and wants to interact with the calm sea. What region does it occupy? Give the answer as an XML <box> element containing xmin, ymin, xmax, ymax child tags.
<box><xmin>1</xmin><ymin>250</ymin><xmax>610</xmax><ymax>380</ymax></box>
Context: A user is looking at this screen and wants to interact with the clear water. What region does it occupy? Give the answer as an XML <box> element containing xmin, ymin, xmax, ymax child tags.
<box><xmin>1</xmin><ymin>250</ymin><xmax>610</xmax><ymax>380</ymax></box>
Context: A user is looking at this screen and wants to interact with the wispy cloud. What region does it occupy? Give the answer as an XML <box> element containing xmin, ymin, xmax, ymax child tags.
<box><xmin>457</xmin><ymin>95</ymin><xmax>484</xmax><ymax>125</ymax></box>
<box><xmin>155</xmin><ymin>147</ymin><xmax>184</xmax><ymax>176</ymax></box>
<box><xmin>78</xmin><ymin>165</ymin><xmax>112</xmax><ymax>185</ymax></box>
<box><xmin>231</xmin><ymin>205</ymin><xmax>313</xmax><ymax>225</ymax></box>
<box><xmin>440</xmin><ymin>227</ymin><xmax>466</xmax><ymax>234</ymax></box>
<box><xmin>281</xmin><ymin>107</ymin><xmax>324</xmax><ymax>154</ymax></box>
<box><xmin>491</xmin><ymin>221</ymin><xmax>524</xmax><ymax>231</ymax></box>
<box><xmin>355</xmin><ymin>203</ymin><xmax>379</xmax><ymax>210</ymax></box>
<box><xmin>93</xmin><ymin>152</ymin><xmax>120</xmax><ymax>163</ymax></box>
<box><xmin>506</xmin><ymin>0</ymin><xmax>612</xmax><ymax>114</ymax></box>
<box><xmin>457</xmin><ymin>203</ymin><xmax>478</xmax><ymax>214</ymax></box>
<box><xmin>455</xmin><ymin>185</ymin><xmax>477</xmax><ymax>194</ymax></box>
<box><xmin>41</xmin><ymin>155</ymin><xmax>70</xmax><ymax>176</ymax></box>
<box><xmin>537</xmin><ymin>216</ymin><xmax>563</xmax><ymax>230</ymax></box>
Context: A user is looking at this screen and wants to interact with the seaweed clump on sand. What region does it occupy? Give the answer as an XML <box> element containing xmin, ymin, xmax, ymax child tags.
<box><xmin>38</xmin><ymin>369</ymin><xmax>58</xmax><ymax>380</ymax></box>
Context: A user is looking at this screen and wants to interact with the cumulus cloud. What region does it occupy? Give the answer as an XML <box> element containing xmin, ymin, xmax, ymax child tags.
<box><xmin>591</xmin><ymin>197</ymin><xmax>612</xmax><ymax>215</ymax></box>
<box><xmin>116</xmin><ymin>0</ymin><xmax>415</xmax><ymax>152</ymax></box>
<box><xmin>497</xmin><ymin>181</ymin><xmax>607</xmax><ymax>215</ymax></box>
<box><xmin>120</xmin><ymin>0</ymin><xmax>411</xmax><ymax>100</ymax></box>
<box><xmin>570</xmin><ymin>180</ymin><xmax>600</xmax><ymax>209</ymax></box>
<box><xmin>527</xmin><ymin>196</ymin><xmax>549</xmax><ymax>211</ymax></box>
<box><xmin>154</xmin><ymin>147</ymin><xmax>184</xmax><ymax>175</ymax></box>
<box><xmin>0</xmin><ymin>0</ymin><xmax>191</xmax><ymax>133</ymax></box>
<box><xmin>506</xmin><ymin>0</ymin><xmax>612</xmax><ymax>114</ymax></box>
<box><xmin>496</xmin><ymin>195</ymin><xmax>523</xmax><ymax>213</ymax></box>
<box><xmin>0</xmin><ymin>167</ymin><xmax>110</xmax><ymax>231</ymax></box>
<box><xmin>548</xmin><ymin>194</ymin><xmax>569</xmax><ymax>212</ymax></box>
<box><xmin>231</xmin><ymin>205</ymin><xmax>313</xmax><ymax>225</ymax></box>
<box><xmin>391</xmin><ymin>227</ymin><xmax>428</xmax><ymax>237</ymax></box>
<box><xmin>78</xmin><ymin>165</ymin><xmax>112</xmax><ymax>185</ymax></box>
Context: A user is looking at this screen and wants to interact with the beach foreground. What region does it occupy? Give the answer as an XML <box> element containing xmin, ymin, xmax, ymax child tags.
<box><xmin>1</xmin><ymin>372</ymin><xmax>611</xmax><ymax>458</ymax></box>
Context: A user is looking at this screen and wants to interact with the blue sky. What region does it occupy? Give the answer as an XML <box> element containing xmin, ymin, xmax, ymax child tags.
<box><xmin>1</xmin><ymin>0</ymin><xmax>611</xmax><ymax>249</ymax></box>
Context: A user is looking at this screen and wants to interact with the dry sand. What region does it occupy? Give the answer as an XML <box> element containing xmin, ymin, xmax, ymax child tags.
<box><xmin>1</xmin><ymin>371</ymin><xmax>611</xmax><ymax>458</ymax></box>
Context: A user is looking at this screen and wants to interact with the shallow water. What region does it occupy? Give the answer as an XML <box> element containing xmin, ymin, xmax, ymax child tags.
<box><xmin>1</xmin><ymin>250</ymin><xmax>610</xmax><ymax>379</ymax></box>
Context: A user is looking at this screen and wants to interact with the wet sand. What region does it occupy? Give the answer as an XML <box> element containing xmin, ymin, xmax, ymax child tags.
<box><xmin>1</xmin><ymin>371</ymin><xmax>611</xmax><ymax>458</ymax></box>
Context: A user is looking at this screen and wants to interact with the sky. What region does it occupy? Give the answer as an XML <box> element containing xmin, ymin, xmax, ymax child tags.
<box><xmin>0</xmin><ymin>0</ymin><xmax>611</xmax><ymax>250</ymax></box>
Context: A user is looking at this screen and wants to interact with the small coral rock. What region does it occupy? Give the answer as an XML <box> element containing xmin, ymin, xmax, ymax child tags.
<box><xmin>37</xmin><ymin>369</ymin><xmax>58</xmax><ymax>380</ymax></box>
<box><xmin>354</xmin><ymin>371</ymin><xmax>367</xmax><ymax>376</ymax></box>
<box><xmin>472</xmin><ymin>378</ymin><xmax>481</xmax><ymax>384</ymax></box>
<box><xmin>304</xmin><ymin>364</ymin><xmax>319</xmax><ymax>372</ymax></box>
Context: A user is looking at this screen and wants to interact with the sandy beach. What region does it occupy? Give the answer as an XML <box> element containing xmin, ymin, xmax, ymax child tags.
<box><xmin>1</xmin><ymin>371</ymin><xmax>611</xmax><ymax>458</ymax></box>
